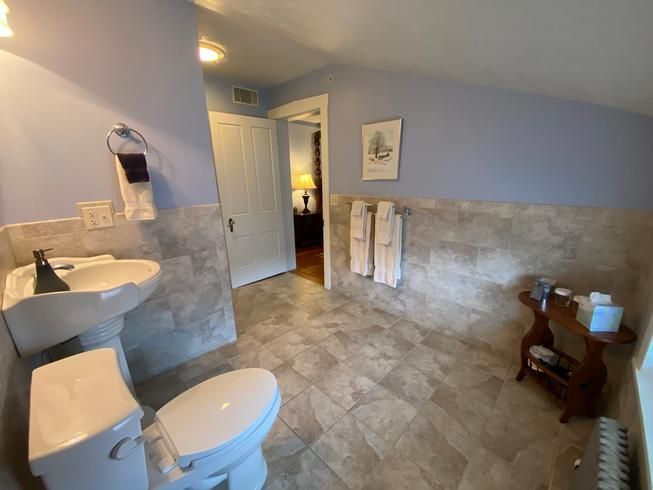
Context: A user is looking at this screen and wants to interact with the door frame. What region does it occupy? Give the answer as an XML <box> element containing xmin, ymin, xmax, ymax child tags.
<box><xmin>268</xmin><ymin>94</ymin><xmax>331</xmax><ymax>290</ymax></box>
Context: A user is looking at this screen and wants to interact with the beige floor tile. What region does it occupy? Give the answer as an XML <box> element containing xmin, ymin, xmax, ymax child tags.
<box><xmin>319</xmin><ymin>331</ymin><xmax>365</xmax><ymax>362</ymax></box>
<box><xmin>429</xmin><ymin>385</ymin><xmax>491</xmax><ymax>439</ymax></box>
<box><xmin>315</xmin><ymin>363</ymin><xmax>376</xmax><ymax>410</ymax></box>
<box><xmin>345</xmin><ymin>325</ymin><xmax>386</xmax><ymax>344</ymax></box>
<box><xmin>457</xmin><ymin>440</ymin><xmax>556</xmax><ymax>490</ymax></box>
<box><xmin>442</xmin><ymin>362</ymin><xmax>504</xmax><ymax>408</ymax></box>
<box><xmin>362</xmin><ymin>448</ymin><xmax>444</xmax><ymax>490</ymax></box>
<box><xmin>393</xmin><ymin>411</ymin><xmax>470</xmax><ymax>490</ymax></box>
<box><xmin>350</xmin><ymin>385</ymin><xmax>419</xmax><ymax>444</ymax></box>
<box><xmin>345</xmin><ymin>344</ymin><xmax>399</xmax><ymax>382</ymax></box>
<box><xmin>289</xmin><ymin>346</ymin><xmax>339</xmax><ymax>382</ymax></box>
<box><xmin>364</xmin><ymin>308</ymin><xmax>402</xmax><ymax>327</ymax></box>
<box><xmin>481</xmin><ymin>407</ymin><xmax>558</xmax><ymax>464</ymax></box>
<box><xmin>379</xmin><ymin>362</ymin><xmax>439</xmax><ymax>405</ymax></box>
<box><xmin>272</xmin><ymin>364</ymin><xmax>311</xmax><ymax>405</ymax></box>
<box><xmin>218</xmin><ymin>333</ymin><xmax>262</xmax><ymax>359</ymax></box>
<box><xmin>296</xmin><ymin>308</ymin><xmax>359</xmax><ymax>342</ymax></box>
<box><xmin>265</xmin><ymin>331</ymin><xmax>313</xmax><ymax>361</ymax></box>
<box><xmin>228</xmin><ymin>346</ymin><xmax>284</xmax><ymax>371</ymax></box>
<box><xmin>279</xmin><ymin>386</ymin><xmax>345</xmax><ymax>444</ymax></box>
<box><xmin>420</xmin><ymin>330</ymin><xmax>469</xmax><ymax>356</ymax></box>
<box><xmin>265</xmin><ymin>449</ymin><xmax>347</xmax><ymax>490</ymax></box>
<box><xmin>388</xmin><ymin>318</ymin><xmax>432</xmax><ymax>344</ymax></box>
<box><xmin>263</xmin><ymin>418</ymin><xmax>306</xmax><ymax>477</ymax></box>
<box><xmin>550</xmin><ymin>440</ymin><xmax>584</xmax><ymax>490</ymax></box>
<box><xmin>313</xmin><ymin>414</ymin><xmax>390</xmax><ymax>489</ymax></box>
<box><xmin>405</xmin><ymin>344</ymin><xmax>458</xmax><ymax>381</ymax></box>
<box><xmin>340</xmin><ymin>300</ymin><xmax>372</xmax><ymax>318</ymax></box>
<box><xmin>558</xmin><ymin>416</ymin><xmax>595</xmax><ymax>448</ymax></box>
<box><xmin>248</xmin><ymin>317</ymin><xmax>298</xmax><ymax>344</ymax></box>
<box><xmin>368</xmin><ymin>330</ymin><xmax>415</xmax><ymax>359</ymax></box>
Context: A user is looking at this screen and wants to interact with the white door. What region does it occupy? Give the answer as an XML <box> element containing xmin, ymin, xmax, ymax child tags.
<box><xmin>209</xmin><ymin>112</ymin><xmax>288</xmax><ymax>287</ymax></box>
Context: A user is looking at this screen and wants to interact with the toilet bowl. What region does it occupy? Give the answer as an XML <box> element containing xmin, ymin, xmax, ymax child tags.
<box><xmin>28</xmin><ymin>349</ymin><xmax>280</xmax><ymax>490</ymax></box>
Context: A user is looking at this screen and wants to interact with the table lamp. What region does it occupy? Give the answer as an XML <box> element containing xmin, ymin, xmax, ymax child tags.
<box><xmin>295</xmin><ymin>173</ymin><xmax>317</xmax><ymax>214</ymax></box>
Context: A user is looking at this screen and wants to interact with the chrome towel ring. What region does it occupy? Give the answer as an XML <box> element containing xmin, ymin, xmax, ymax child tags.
<box><xmin>106</xmin><ymin>122</ymin><xmax>149</xmax><ymax>155</ymax></box>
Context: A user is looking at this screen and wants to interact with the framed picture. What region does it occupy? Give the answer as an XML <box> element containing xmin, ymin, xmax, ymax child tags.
<box><xmin>362</xmin><ymin>118</ymin><xmax>402</xmax><ymax>180</ymax></box>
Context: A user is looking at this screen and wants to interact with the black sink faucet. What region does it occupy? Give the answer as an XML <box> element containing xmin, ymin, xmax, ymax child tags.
<box><xmin>33</xmin><ymin>248</ymin><xmax>71</xmax><ymax>294</ymax></box>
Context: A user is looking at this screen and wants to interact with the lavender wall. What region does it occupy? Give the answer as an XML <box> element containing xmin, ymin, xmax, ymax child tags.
<box><xmin>270</xmin><ymin>64</ymin><xmax>653</xmax><ymax>210</ymax></box>
<box><xmin>0</xmin><ymin>0</ymin><xmax>219</xmax><ymax>224</ymax></box>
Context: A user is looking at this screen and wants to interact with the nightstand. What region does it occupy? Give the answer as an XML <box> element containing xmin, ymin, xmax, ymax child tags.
<box><xmin>294</xmin><ymin>212</ymin><xmax>323</xmax><ymax>249</ymax></box>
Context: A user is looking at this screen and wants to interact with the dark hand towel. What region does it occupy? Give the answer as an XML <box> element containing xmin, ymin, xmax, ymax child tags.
<box><xmin>117</xmin><ymin>153</ymin><xmax>150</xmax><ymax>183</ymax></box>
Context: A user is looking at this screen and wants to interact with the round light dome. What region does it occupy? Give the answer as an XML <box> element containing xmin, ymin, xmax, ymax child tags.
<box><xmin>198</xmin><ymin>41</ymin><xmax>226</xmax><ymax>64</ymax></box>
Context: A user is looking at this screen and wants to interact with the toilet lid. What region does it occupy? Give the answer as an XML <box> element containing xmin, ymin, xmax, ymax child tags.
<box><xmin>155</xmin><ymin>368</ymin><xmax>278</xmax><ymax>468</ymax></box>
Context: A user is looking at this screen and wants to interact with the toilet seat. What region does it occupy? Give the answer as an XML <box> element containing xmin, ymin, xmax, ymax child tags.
<box><xmin>155</xmin><ymin>368</ymin><xmax>279</xmax><ymax>469</ymax></box>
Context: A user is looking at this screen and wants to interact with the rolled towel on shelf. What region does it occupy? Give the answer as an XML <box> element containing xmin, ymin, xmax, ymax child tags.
<box><xmin>115</xmin><ymin>154</ymin><xmax>157</xmax><ymax>221</ymax></box>
<box><xmin>375</xmin><ymin>201</ymin><xmax>395</xmax><ymax>245</ymax></box>
<box><xmin>350</xmin><ymin>200</ymin><xmax>368</xmax><ymax>240</ymax></box>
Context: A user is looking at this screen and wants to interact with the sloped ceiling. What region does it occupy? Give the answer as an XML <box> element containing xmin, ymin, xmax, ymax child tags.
<box><xmin>195</xmin><ymin>0</ymin><xmax>653</xmax><ymax>116</ymax></box>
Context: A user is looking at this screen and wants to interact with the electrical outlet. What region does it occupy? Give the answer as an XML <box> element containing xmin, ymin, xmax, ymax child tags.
<box><xmin>330</xmin><ymin>194</ymin><xmax>339</xmax><ymax>206</ymax></box>
<box><xmin>77</xmin><ymin>201</ymin><xmax>114</xmax><ymax>230</ymax></box>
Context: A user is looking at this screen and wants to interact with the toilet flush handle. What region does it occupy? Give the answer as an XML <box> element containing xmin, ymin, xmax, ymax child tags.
<box><xmin>111</xmin><ymin>436</ymin><xmax>145</xmax><ymax>460</ymax></box>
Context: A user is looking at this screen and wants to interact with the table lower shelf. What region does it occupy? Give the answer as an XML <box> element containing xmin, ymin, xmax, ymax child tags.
<box><xmin>522</xmin><ymin>347</ymin><xmax>579</xmax><ymax>403</ymax></box>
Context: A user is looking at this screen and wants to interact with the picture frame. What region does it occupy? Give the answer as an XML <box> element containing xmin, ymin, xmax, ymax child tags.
<box><xmin>361</xmin><ymin>118</ymin><xmax>402</xmax><ymax>180</ymax></box>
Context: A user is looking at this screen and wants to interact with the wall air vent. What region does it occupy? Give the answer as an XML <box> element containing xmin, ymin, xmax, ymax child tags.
<box><xmin>232</xmin><ymin>85</ymin><xmax>259</xmax><ymax>107</ymax></box>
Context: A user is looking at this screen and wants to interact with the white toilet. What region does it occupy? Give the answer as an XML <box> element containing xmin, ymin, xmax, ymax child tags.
<box><xmin>28</xmin><ymin>348</ymin><xmax>281</xmax><ymax>490</ymax></box>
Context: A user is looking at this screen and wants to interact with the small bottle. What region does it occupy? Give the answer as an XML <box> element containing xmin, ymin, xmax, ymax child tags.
<box><xmin>33</xmin><ymin>249</ymin><xmax>70</xmax><ymax>295</ymax></box>
<box><xmin>541</xmin><ymin>283</ymin><xmax>552</xmax><ymax>309</ymax></box>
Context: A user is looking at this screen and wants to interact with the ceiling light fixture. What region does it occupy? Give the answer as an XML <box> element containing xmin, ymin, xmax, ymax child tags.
<box><xmin>198</xmin><ymin>40</ymin><xmax>226</xmax><ymax>64</ymax></box>
<box><xmin>0</xmin><ymin>0</ymin><xmax>14</xmax><ymax>38</ymax></box>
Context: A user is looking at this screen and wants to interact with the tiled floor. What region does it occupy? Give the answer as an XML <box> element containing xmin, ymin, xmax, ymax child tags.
<box><xmin>136</xmin><ymin>273</ymin><xmax>594</xmax><ymax>490</ymax></box>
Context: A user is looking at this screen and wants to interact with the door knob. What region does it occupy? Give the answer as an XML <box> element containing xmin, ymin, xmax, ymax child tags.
<box><xmin>228</xmin><ymin>218</ymin><xmax>235</xmax><ymax>232</ymax></box>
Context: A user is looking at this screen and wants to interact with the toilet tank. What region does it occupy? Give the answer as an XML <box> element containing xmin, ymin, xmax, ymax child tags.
<box><xmin>29</xmin><ymin>349</ymin><xmax>147</xmax><ymax>490</ymax></box>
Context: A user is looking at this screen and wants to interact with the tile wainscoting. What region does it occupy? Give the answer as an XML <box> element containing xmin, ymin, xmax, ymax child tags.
<box><xmin>6</xmin><ymin>204</ymin><xmax>236</xmax><ymax>383</ymax></box>
<box><xmin>0</xmin><ymin>227</ymin><xmax>37</xmax><ymax>488</ymax></box>
<box><xmin>330</xmin><ymin>194</ymin><xmax>653</xmax><ymax>398</ymax></box>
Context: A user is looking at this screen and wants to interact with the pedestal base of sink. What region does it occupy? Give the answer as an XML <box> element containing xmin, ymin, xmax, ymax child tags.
<box><xmin>78</xmin><ymin>316</ymin><xmax>134</xmax><ymax>393</ymax></box>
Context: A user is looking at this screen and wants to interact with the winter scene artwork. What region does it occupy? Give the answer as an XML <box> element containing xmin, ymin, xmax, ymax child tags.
<box><xmin>361</xmin><ymin>118</ymin><xmax>402</xmax><ymax>180</ymax></box>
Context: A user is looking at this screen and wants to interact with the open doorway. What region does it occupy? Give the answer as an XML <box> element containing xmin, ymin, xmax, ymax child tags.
<box><xmin>269</xmin><ymin>95</ymin><xmax>331</xmax><ymax>289</ymax></box>
<box><xmin>287</xmin><ymin>116</ymin><xmax>324</xmax><ymax>284</ymax></box>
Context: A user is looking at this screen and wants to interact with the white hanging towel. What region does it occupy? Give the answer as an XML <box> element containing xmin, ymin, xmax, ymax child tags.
<box><xmin>374</xmin><ymin>213</ymin><xmax>402</xmax><ymax>288</ymax></box>
<box><xmin>375</xmin><ymin>201</ymin><xmax>395</xmax><ymax>245</ymax></box>
<box><xmin>115</xmin><ymin>155</ymin><xmax>157</xmax><ymax>220</ymax></box>
<box><xmin>350</xmin><ymin>211</ymin><xmax>374</xmax><ymax>276</ymax></box>
<box><xmin>350</xmin><ymin>200</ymin><xmax>367</xmax><ymax>240</ymax></box>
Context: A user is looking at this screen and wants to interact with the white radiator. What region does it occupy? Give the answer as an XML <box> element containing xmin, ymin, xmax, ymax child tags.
<box><xmin>571</xmin><ymin>417</ymin><xmax>630</xmax><ymax>490</ymax></box>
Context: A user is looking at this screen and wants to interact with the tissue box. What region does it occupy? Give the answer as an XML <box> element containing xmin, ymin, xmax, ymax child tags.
<box><xmin>576</xmin><ymin>302</ymin><xmax>624</xmax><ymax>332</ymax></box>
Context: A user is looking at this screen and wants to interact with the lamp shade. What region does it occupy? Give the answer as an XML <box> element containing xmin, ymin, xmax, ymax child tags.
<box><xmin>0</xmin><ymin>0</ymin><xmax>13</xmax><ymax>37</ymax></box>
<box><xmin>295</xmin><ymin>173</ymin><xmax>317</xmax><ymax>190</ymax></box>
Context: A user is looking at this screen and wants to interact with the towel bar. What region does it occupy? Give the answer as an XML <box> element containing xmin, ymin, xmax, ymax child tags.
<box><xmin>344</xmin><ymin>201</ymin><xmax>412</xmax><ymax>218</ymax></box>
<box><xmin>106</xmin><ymin>122</ymin><xmax>149</xmax><ymax>156</ymax></box>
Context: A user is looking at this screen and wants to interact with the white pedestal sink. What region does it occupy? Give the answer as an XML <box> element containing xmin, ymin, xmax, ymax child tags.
<box><xmin>2</xmin><ymin>255</ymin><xmax>161</xmax><ymax>392</ymax></box>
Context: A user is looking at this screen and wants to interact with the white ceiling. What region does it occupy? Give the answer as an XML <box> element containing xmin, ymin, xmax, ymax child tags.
<box><xmin>195</xmin><ymin>0</ymin><xmax>653</xmax><ymax>116</ymax></box>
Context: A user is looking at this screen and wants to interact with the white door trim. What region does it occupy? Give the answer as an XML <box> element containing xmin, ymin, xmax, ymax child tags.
<box><xmin>268</xmin><ymin>94</ymin><xmax>332</xmax><ymax>290</ymax></box>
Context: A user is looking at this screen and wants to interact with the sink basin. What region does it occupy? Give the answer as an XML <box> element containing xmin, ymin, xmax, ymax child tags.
<box><xmin>2</xmin><ymin>255</ymin><xmax>161</xmax><ymax>358</ymax></box>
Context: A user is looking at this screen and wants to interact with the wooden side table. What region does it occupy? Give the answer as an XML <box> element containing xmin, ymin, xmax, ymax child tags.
<box><xmin>294</xmin><ymin>212</ymin><xmax>323</xmax><ymax>249</ymax></box>
<box><xmin>516</xmin><ymin>291</ymin><xmax>636</xmax><ymax>423</ymax></box>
